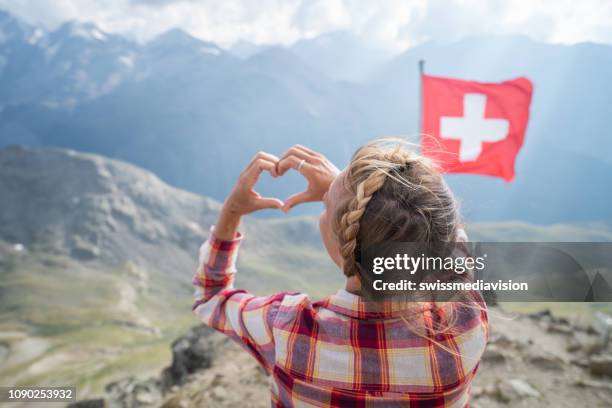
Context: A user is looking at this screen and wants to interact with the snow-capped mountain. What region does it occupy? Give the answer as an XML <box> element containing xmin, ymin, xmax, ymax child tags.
<box><xmin>1</xmin><ymin>9</ymin><xmax>611</xmax><ymax>223</ymax></box>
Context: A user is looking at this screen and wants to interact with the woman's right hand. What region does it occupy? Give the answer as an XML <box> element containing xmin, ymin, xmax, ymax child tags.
<box><xmin>224</xmin><ymin>151</ymin><xmax>284</xmax><ymax>216</ymax></box>
<box><xmin>276</xmin><ymin>145</ymin><xmax>340</xmax><ymax>212</ymax></box>
<box><xmin>214</xmin><ymin>151</ymin><xmax>284</xmax><ymax>240</ymax></box>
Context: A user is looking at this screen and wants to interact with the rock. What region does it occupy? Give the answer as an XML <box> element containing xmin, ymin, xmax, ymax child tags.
<box><xmin>482</xmin><ymin>345</ymin><xmax>507</xmax><ymax>363</ymax></box>
<box><xmin>87</xmin><ymin>325</ymin><xmax>228</xmax><ymax>407</ymax></box>
<box><xmin>0</xmin><ymin>343</ymin><xmax>9</xmax><ymax>364</ymax></box>
<box><xmin>211</xmin><ymin>385</ymin><xmax>228</xmax><ymax>400</ymax></box>
<box><xmin>134</xmin><ymin>394</ymin><xmax>155</xmax><ymax>404</ymax></box>
<box><xmin>483</xmin><ymin>384</ymin><xmax>497</xmax><ymax>395</ymax></box>
<box><xmin>70</xmin><ymin>239</ymin><xmax>100</xmax><ymax>260</ymax></box>
<box><xmin>67</xmin><ymin>399</ymin><xmax>106</xmax><ymax>408</ymax></box>
<box><xmin>488</xmin><ymin>332</ymin><xmax>513</xmax><ymax>348</ymax></box>
<box><xmin>160</xmin><ymin>395</ymin><xmax>190</xmax><ymax>408</ymax></box>
<box><xmin>547</xmin><ymin>322</ymin><xmax>574</xmax><ymax>335</ymax></box>
<box><xmin>589</xmin><ymin>354</ymin><xmax>612</xmax><ymax>377</ymax></box>
<box><xmin>593</xmin><ymin>312</ymin><xmax>612</xmax><ymax>345</ymax></box>
<box><xmin>574</xmin><ymin>379</ymin><xmax>612</xmax><ymax>391</ymax></box>
<box><xmin>470</xmin><ymin>385</ymin><xmax>484</xmax><ymax>397</ymax></box>
<box><xmin>528</xmin><ymin>309</ymin><xmax>553</xmax><ymax>320</ymax></box>
<box><xmin>161</xmin><ymin>325</ymin><xmax>221</xmax><ymax>390</ymax></box>
<box><xmin>528</xmin><ymin>352</ymin><xmax>565</xmax><ymax>370</ymax></box>
<box><xmin>497</xmin><ymin>379</ymin><xmax>541</xmax><ymax>402</ymax></box>
<box><xmin>566</xmin><ymin>332</ymin><xmax>604</xmax><ymax>355</ymax></box>
<box><xmin>105</xmin><ymin>377</ymin><xmax>162</xmax><ymax>408</ymax></box>
<box><xmin>570</xmin><ymin>356</ymin><xmax>590</xmax><ymax>368</ymax></box>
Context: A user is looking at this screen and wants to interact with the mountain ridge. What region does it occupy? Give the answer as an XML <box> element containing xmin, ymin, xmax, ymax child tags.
<box><xmin>1</xmin><ymin>9</ymin><xmax>611</xmax><ymax>224</ymax></box>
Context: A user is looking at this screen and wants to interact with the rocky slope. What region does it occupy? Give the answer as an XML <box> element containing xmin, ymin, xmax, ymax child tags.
<box><xmin>70</xmin><ymin>308</ymin><xmax>612</xmax><ymax>408</ymax></box>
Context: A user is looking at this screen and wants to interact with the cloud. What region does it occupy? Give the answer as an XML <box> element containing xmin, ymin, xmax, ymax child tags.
<box><xmin>130</xmin><ymin>0</ymin><xmax>196</xmax><ymax>5</ymax></box>
<box><xmin>0</xmin><ymin>0</ymin><xmax>611</xmax><ymax>51</ymax></box>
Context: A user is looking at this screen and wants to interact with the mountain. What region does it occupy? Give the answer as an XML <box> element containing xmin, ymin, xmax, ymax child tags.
<box><xmin>0</xmin><ymin>14</ymin><xmax>136</xmax><ymax>109</ymax></box>
<box><xmin>0</xmin><ymin>145</ymin><xmax>339</xmax><ymax>393</ymax></box>
<box><xmin>230</xmin><ymin>31</ymin><xmax>391</xmax><ymax>82</ymax></box>
<box><xmin>373</xmin><ymin>35</ymin><xmax>612</xmax><ymax>165</ymax></box>
<box><xmin>0</xmin><ymin>10</ymin><xmax>611</xmax><ymax>223</ymax></box>
<box><xmin>289</xmin><ymin>31</ymin><xmax>392</xmax><ymax>83</ymax></box>
<box><xmin>370</xmin><ymin>35</ymin><xmax>612</xmax><ymax>222</ymax></box>
<box><xmin>229</xmin><ymin>40</ymin><xmax>270</xmax><ymax>59</ymax></box>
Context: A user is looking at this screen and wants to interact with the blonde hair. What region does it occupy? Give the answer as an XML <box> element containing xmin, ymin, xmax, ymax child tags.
<box><xmin>334</xmin><ymin>137</ymin><xmax>459</xmax><ymax>280</ymax></box>
<box><xmin>333</xmin><ymin>137</ymin><xmax>485</xmax><ymax>354</ymax></box>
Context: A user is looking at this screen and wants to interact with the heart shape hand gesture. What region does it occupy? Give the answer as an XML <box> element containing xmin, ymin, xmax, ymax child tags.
<box><xmin>223</xmin><ymin>145</ymin><xmax>340</xmax><ymax>216</ymax></box>
<box><xmin>276</xmin><ymin>145</ymin><xmax>341</xmax><ymax>212</ymax></box>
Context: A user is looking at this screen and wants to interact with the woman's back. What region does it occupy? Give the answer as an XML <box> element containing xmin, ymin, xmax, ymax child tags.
<box><xmin>193</xmin><ymin>140</ymin><xmax>489</xmax><ymax>407</ymax></box>
<box><xmin>269</xmin><ymin>290</ymin><xmax>488</xmax><ymax>407</ymax></box>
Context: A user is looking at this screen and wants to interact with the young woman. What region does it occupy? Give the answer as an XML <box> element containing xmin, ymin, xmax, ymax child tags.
<box><xmin>192</xmin><ymin>138</ymin><xmax>489</xmax><ymax>407</ymax></box>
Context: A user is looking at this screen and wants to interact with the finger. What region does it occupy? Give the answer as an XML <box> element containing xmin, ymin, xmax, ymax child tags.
<box><xmin>293</xmin><ymin>144</ymin><xmax>321</xmax><ymax>157</ymax></box>
<box><xmin>252</xmin><ymin>151</ymin><xmax>280</xmax><ymax>166</ymax></box>
<box><xmin>255</xmin><ymin>196</ymin><xmax>284</xmax><ymax>210</ymax></box>
<box><xmin>244</xmin><ymin>158</ymin><xmax>277</xmax><ymax>184</ymax></box>
<box><xmin>277</xmin><ymin>155</ymin><xmax>312</xmax><ymax>175</ymax></box>
<box><xmin>277</xmin><ymin>146</ymin><xmax>319</xmax><ymax>175</ymax></box>
<box><xmin>278</xmin><ymin>146</ymin><xmax>317</xmax><ymax>164</ymax></box>
<box><xmin>282</xmin><ymin>190</ymin><xmax>315</xmax><ymax>212</ymax></box>
<box><xmin>246</xmin><ymin>152</ymin><xmax>280</xmax><ymax>176</ymax></box>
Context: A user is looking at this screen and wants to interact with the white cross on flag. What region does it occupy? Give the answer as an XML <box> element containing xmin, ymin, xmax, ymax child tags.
<box><xmin>421</xmin><ymin>74</ymin><xmax>533</xmax><ymax>181</ymax></box>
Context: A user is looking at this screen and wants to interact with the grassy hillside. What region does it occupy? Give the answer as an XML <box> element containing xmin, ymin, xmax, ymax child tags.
<box><xmin>0</xmin><ymin>245</ymin><xmax>188</xmax><ymax>394</ymax></box>
<box><xmin>0</xmin><ymin>218</ymin><xmax>339</xmax><ymax>395</ymax></box>
<box><xmin>467</xmin><ymin>221</ymin><xmax>612</xmax><ymax>242</ymax></box>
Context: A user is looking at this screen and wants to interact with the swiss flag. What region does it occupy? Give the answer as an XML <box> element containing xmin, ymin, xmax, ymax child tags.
<box><xmin>421</xmin><ymin>74</ymin><xmax>533</xmax><ymax>181</ymax></box>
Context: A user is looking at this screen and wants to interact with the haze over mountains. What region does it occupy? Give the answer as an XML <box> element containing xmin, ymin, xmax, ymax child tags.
<box><xmin>1</xmin><ymin>9</ymin><xmax>611</xmax><ymax>224</ymax></box>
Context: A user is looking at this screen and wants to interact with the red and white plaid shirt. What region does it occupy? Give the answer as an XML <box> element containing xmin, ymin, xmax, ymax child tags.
<box><xmin>192</xmin><ymin>230</ymin><xmax>489</xmax><ymax>407</ymax></box>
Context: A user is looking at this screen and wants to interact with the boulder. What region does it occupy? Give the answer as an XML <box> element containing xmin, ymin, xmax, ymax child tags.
<box><xmin>547</xmin><ymin>322</ymin><xmax>574</xmax><ymax>335</ymax></box>
<box><xmin>161</xmin><ymin>325</ymin><xmax>223</xmax><ymax>390</ymax></box>
<box><xmin>67</xmin><ymin>399</ymin><xmax>106</xmax><ymax>408</ymax></box>
<box><xmin>105</xmin><ymin>377</ymin><xmax>162</xmax><ymax>408</ymax></box>
<box><xmin>488</xmin><ymin>332</ymin><xmax>513</xmax><ymax>348</ymax></box>
<box><xmin>496</xmin><ymin>378</ymin><xmax>541</xmax><ymax>402</ymax></box>
<box><xmin>589</xmin><ymin>354</ymin><xmax>612</xmax><ymax>377</ymax></box>
<box><xmin>566</xmin><ymin>332</ymin><xmax>604</xmax><ymax>355</ymax></box>
<box><xmin>528</xmin><ymin>352</ymin><xmax>565</xmax><ymax>370</ymax></box>
<box><xmin>482</xmin><ymin>345</ymin><xmax>507</xmax><ymax>364</ymax></box>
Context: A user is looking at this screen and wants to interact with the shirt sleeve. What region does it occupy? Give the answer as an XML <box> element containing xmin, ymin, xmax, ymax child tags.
<box><xmin>191</xmin><ymin>227</ymin><xmax>290</xmax><ymax>372</ymax></box>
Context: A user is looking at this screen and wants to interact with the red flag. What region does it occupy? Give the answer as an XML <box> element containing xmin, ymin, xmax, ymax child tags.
<box><xmin>421</xmin><ymin>74</ymin><xmax>533</xmax><ymax>181</ymax></box>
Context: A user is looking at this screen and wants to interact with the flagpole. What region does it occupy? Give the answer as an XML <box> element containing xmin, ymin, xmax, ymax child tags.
<box><xmin>417</xmin><ymin>59</ymin><xmax>425</xmax><ymax>140</ymax></box>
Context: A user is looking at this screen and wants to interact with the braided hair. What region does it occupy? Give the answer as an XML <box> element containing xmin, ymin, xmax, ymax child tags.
<box><xmin>332</xmin><ymin>138</ymin><xmax>488</xmax><ymax>356</ymax></box>
<box><xmin>333</xmin><ymin>138</ymin><xmax>461</xmax><ymax>295</ymax></box>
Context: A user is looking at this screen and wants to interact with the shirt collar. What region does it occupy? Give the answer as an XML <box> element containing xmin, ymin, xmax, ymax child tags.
<box><xmin>318</xmin><ymin>289</ymin><xmax>433</xmax><ymax>320</ymax></box>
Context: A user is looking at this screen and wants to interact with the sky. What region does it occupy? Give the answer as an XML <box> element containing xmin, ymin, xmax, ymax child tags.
<box><xmin>1</xmin><ymin>0</ymin><xmax>611</xmax><ymax>51</ymax></box>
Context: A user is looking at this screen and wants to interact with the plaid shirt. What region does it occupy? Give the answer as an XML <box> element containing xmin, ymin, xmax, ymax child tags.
<box><xmin>192</xmin><ymin>230</ymin><xmax>489</xmax><ymax>408</ymax></box>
